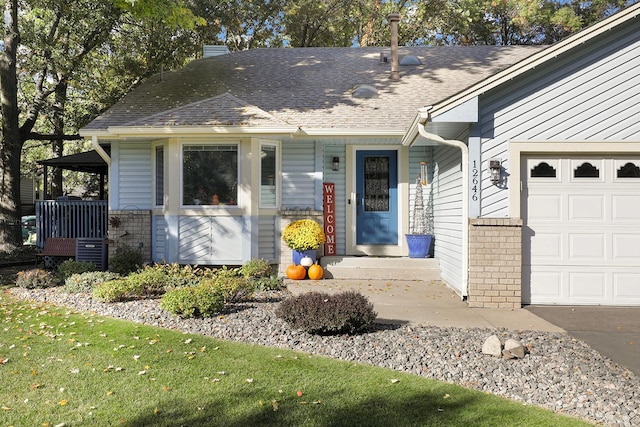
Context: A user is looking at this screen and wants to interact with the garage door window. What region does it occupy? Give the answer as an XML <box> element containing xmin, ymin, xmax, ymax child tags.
<box><xmin>574</xmin><ymin>162</ymin><xmax>599</xmax><ymax>178</ymax></box>
<box><xmin>617</xmin><ymin>162</ymin><xmax>640</xmax><ymax>178</ymax></box>
<box><xmin>531</xmin><ymin>162</ymin><xmax>556</xmax><ymax>178</ymax></box>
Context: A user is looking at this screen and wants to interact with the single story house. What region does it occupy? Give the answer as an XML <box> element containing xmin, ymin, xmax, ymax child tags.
<box><xmin>81</xmin><ymin>5</ymin><xmax>640</xmax><ymax>308</ymax></box>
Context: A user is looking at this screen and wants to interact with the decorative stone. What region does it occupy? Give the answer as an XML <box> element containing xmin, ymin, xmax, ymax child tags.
<box><xmin>504</xmin><ymin>338</ymin><xmax>526</xmax><ymax>359</ymax></box>
<box><xmin>482</xmin><ymin>334</ymin><xmax>502</xmax><ymax>357</ymax></box>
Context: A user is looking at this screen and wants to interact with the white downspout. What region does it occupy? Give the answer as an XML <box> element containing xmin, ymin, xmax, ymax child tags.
<box><xmin>416</xmin><ymin>107</ymin><xmax>469</xmax><ymax>298</ymax></box>
<box><xmin>91</xmin><ymin>135</ymin><xmax>111</xmax><ymax>166</ymax></box>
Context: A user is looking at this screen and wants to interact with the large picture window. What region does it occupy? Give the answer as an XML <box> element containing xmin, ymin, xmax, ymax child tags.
<box><xmin>182</xmin><ymin>144</ymin><xmax>238</xmax><ymax>206</ymax></box>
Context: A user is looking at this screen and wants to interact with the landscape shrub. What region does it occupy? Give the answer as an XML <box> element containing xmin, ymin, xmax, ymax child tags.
<box><xmin>252</xmin><ymin>276</ymin><xmax>285</xmax><ymax>291</ymax></box>
<box><xmin>239</xmin><ymin>258</ymin><xmax>273</xmax><ymax>279</ymax></box>
<box><xmin>126</xmin><ymin>266</ymin><xmax>174</xmax><ymax>296</ymax></box>
<box><xmin>56</xmin><ymin>260</ymin><xmax>97</xmax><ymax>284</ymax></box>
<box><xmin>15</xmin><ymin>269</ymin><xmax>54</xmax><ymax>289</ymax></box>
<box><xmin>63</xmin><ymin>271</ymin><xmax>121</xmax><ymax>293</ymax></box>
<box><xmin>160</xmin><ymin>283</ymin><xmax>225</xmax><ymax>318</ymax></box>
<box><xmin>92</xmin><ymin>278</ymin><xmax>139</xmax><ymax>303</ymax></box>
<box><xmin>152</xmin><ymin>263</ymin><xmax>212</xmax><ymax>288</ymax></box>
<box><xmin>276</xmin><ymin>290</ymin><xmax>377</xmax><ymax>335</ymax></box>
<box><xmin>109</xmin><ymin>245</ymin><xmax>143</xmax><ymax>275</ymax></box>
<box><xmin>207</xmin><ymin>275</ymin><xmax>254</xmax><ymax>302</ymax></box>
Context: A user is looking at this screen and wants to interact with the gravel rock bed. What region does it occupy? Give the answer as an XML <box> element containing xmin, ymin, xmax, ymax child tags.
<box><xmin>10</xmin><ymin>287</ymin><xmax>640</xmax><ymax>426</ymax></box>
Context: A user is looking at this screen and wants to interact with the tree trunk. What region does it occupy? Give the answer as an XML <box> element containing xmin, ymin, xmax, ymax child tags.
<box><xmin>0</xmin><ymin>0</ymin><xmax>24</xmax><ymax>251</ymax></box>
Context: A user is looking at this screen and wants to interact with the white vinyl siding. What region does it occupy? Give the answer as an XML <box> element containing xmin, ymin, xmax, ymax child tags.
<box><xmin>118</xmin><ymin>143</ymin><xmax>152</xmax><ymax>209</ymax></box>
<box><xmin>432</xmin><ymin>145</ymin><xmax>464</xmax><ymax>292</ymax></box>
<box><xmin>282</xmin><ymin>140</ymin><xmax>318</xmax><ymax>210</ymax></box>
<box><xmin>152</xmin><ymin>215</ymin><xmax>167</xmax><ymax>263</ymax></box>
<box><xmin>478</xmin><ymin>22</ymin><xmax>640</xmax><ymax>217</ymax></box>
<box><xmin>258</xmin><ymin>216</ymin><xmax>277</xmax><ymax>261</ymax></box>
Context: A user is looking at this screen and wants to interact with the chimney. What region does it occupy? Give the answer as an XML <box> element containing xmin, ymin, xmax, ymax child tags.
<box><xmin>388</xmin><ymin>13</ymin><xmax>400</xmax><ymax>81</ymax></box>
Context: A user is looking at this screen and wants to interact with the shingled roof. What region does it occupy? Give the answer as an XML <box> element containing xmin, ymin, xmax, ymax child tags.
<box><xmin>83</xmin><ymin>45</ymin><xmax>545</xmax><ymax>133</ymax></box>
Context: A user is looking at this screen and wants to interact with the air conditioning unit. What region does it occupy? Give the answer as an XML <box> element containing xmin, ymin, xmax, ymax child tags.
<box><xmin>76</xmin><ymin>238</ymin><xmax>107</xmax><ymax>271</ymax></box>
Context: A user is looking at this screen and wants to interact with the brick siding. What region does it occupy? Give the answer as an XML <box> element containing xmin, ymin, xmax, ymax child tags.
<box><xmin>468</xmin><ymin>218</ymin><xmax>522</xmax><ymax>309</ymax></box>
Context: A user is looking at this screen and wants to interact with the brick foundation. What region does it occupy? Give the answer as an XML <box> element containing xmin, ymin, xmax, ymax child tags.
<box><xmin>278</xmin><ymin>210</ymin><xmax>324</xmax><ymax>276</ymax></box>
<box><xmin>468</xmin><ymin>218</ymin><xmax>522</xmax><ymax>309</ymax></box>
<box><xmin>108</xmin><ymin>210</ymin><xmax>152</xmax><ymax>265</ymax></box>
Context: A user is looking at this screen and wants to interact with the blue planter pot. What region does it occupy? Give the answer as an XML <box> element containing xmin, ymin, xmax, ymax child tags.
<box><xmin>292</xmin><ymin>249</ymin><xmax>317</xmax><ymax>265</ymax></box>
<box><xmin>405</xmin><ymin>234</ymin><xmax>433</xmax><ymax>258</ymax></box>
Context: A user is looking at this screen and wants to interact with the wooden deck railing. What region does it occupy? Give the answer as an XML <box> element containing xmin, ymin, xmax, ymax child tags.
<box><xmin>35</xmin><ymin>200</ymin><xmax>108</xmax><ymax>249</ymax></box>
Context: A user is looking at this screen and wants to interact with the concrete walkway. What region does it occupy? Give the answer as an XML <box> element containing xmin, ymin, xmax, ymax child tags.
<box><xmin>286</xmin><ymin>279</ymin><xmax>564</xmax><ymax>332</ymax></box>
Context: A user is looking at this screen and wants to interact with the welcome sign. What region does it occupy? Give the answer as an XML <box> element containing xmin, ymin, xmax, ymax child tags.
<box><xmin>323</xmin><ymin>183</ymin><xmax>336</xmax><ymax>255</ymax></box>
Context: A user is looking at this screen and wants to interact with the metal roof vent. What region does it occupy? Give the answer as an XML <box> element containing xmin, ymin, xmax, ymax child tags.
<box><xmin>203</xmin><ymin>45</ymin><xmax>230</xmax><ymax>58</ymax></box>
<box><xmin>400</xmin><ymin>55</ymin><xmax>421</xmax><ymax>66</ymax></box>
<box><xmin>352</xmin><ymin>84</ymin><xmax>378</xmax><ymax>98</ymax></box>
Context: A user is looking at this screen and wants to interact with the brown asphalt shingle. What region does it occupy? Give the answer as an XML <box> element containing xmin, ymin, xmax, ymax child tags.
<box><xmin>84</xmin><ymin>46</ymin><xmax>546</xmax><ymax>132</ymax></box>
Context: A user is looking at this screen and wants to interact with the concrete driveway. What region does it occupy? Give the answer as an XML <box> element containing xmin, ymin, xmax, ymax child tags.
<box><xmin>526</xmin><ymin>306</ymin><xmax>640</xmax><ymax>376</ymax></box>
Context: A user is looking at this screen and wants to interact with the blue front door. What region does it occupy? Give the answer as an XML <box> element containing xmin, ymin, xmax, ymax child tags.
<box><xmin>355</xmin><ymin>150</ymin><xmax>398</xmax><ymax>245</ymax></box>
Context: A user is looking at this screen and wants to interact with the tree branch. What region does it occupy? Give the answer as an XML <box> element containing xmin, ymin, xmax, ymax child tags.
<box><xmin>21</xmin><ymin>132</ymin><xmax>82</xmax><ymax>142</ymax></box>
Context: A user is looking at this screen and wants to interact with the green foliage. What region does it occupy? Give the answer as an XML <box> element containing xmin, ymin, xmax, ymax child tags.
<box><xmin>207</xmin><ymin>275</ymin><xmax>254</xmax><ymax>303</ymax></box>
<box><xmin>150</xmin><ymin>262</ymin><xmax>216</xmax><ymax>288</ymax></box>
<box><xmin>160</xmin><ymin>283</ymin><xmax>226</xmax><ymax>318</ymax></box>
<box><xmin>92</xmin><ymin>278</ymin><xmax>139</xmax><ymax>303</ymax></box>
<box><xmin>126</xmin><ymin>266</ymin><xmax>174</xmax><ymax>296</ymax></box>
<box><xmin>15</xmin><ymin>269</ymin><xmax>54</xmax><ymax>289</ymax></box>
<box><xmin>253</xmin><ymin>276</ymin><xmax>286</xmax><ymax>291</ymax></box>
<box><xmin>63</xmin><ymin>271</ymin><xmax>122</xmax><ymax>293</ymax></box>
<box><xmin>239</xmin><ymin>258</ymin><xmax>274</xmax><ymax>279</ymax></box>
<box><xmin>109</xmin><ymin>245</ymin><xmax>144</xmax><ymax>275</ymax></box>
<box><xmin>276</xmin><ymin>291</ymin><xmax>377</xmax><ymax>335</ymax></box>
<box><xmin>56</xmin><ymin>259</ymin><xmax>97</xmax><ymax>284</ymax></box>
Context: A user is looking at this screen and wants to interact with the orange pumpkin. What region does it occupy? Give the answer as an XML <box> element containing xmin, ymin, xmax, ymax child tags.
<box><xmin>286</xmin><ymin>264</ymin><xmax>306</xmax><ymax>280</ymax></box>
<box><xmin>307</xmin><ymin>263</ymin><xmax>324</xmax><ymax>280</ymax></box>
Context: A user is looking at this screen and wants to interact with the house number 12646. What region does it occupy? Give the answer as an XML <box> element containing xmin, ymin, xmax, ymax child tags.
<box><xmin>471</xmin><ymin>161</ymin><xmax>479</xmax><ymax>201</ymax></box>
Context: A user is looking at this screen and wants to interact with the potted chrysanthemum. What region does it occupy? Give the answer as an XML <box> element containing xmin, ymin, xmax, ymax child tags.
<box><xmin>282</xmin><ymin>219</ymin><xmax>326</xmax><ymax>265</ymax></box>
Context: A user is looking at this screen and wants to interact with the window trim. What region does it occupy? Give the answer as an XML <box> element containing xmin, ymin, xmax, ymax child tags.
<box><xmin>259</xmin><ymin>141</ymin><xmax>279</xmax><ymax>208</ymax></box>
<box><xmin>152</xmin><ymin>143</ymin><xmax>165</xmax><ymax>208</ymax></box>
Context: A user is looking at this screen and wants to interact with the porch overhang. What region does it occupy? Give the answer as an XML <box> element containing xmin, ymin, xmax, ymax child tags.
<box><xmin>81</xmin><ymin>126</ymin><xmax>406</xmax><ymax>140</ymax></box>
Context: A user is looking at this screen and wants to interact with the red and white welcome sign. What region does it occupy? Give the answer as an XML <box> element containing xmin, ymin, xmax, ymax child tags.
<box><xmin>323</xmin><ymin>183</ymin><xmax>336</xmax><ymax>255</ymax></box>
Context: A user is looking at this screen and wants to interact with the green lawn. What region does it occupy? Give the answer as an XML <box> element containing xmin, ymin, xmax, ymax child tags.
<box><xmin>0</xmin><ymin>290</ymin><xmax>591</xmax><ymax>426</ymax></box>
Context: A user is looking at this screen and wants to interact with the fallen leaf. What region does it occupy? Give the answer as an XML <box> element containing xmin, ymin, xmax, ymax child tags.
<box><xmin>296</xmin><ymin>390</ymin><xmax>303</xmax><ymax>397</ymax></box>
<box><xmin>138</xmin><ymin>370</ymin><xmax>147</xmax><ymax>375</ymax></box>
<box><xmin>271</xmin><ymin>400</ymin><xmax>278</xmax><ymax>411</ymax></box>
<box><xmin>58</xmin><ymin>400</ymin><xmax>68</xmax><ymax>406</ymax></box>
<box><xmin>245</xmin><ymin>378</ymin><xmax>253</xmax><ymax>383</ymax></box>
<box><xmin>390</xmin><ymin>379</ymin><xmax>400</xmax><ymax>383</ymax></box>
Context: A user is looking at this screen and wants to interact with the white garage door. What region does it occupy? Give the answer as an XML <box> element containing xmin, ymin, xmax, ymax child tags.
<box><xmin>522</xmin><ymin>156</ymin><xmax>640</xmax><ymax>305</ymax></box>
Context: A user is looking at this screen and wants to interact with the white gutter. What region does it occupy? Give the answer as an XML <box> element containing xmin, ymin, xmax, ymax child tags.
<box><xmin>412</xmin><ymin>106</ymin><xmax>469</xmax><ymax>298</ymax></box>
<box><xmin>91</xmin><ymin>135</ymin><xmax>111</xmax><ymax>166</ymax></box>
